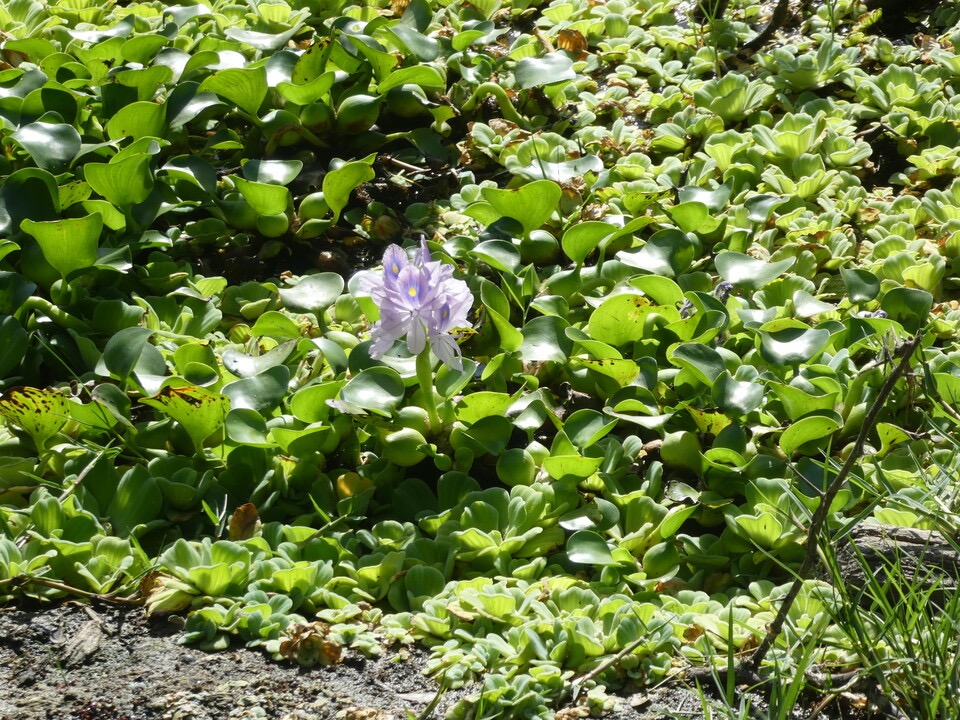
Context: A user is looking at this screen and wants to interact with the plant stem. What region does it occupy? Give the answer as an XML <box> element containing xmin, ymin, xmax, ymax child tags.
<box><xmin>21</xmin><ymin>297</ymin><xmax>90</xmax><ymax>332</ymax></box>
<box><xmin>416</xmin><ymin>346</ymin><xmax>441</xmax><ymax>432</ymax></box>
<box><xmin>745</xmin><ymin>331</ymin><xmax>924</xmax><ymax>674</ymax></box>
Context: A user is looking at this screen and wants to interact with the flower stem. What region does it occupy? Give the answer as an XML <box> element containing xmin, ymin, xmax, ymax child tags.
<box><xmin>416</xmin><ymin>346</ymin><xmax>441</xmax><ymax>432</ymax></box>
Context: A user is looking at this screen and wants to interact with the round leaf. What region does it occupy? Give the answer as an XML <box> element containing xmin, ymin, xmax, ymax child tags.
<box><xmin>566</xmin><ymin>530</ymin><xmax>616</xmax><ymax>566</ymax></box>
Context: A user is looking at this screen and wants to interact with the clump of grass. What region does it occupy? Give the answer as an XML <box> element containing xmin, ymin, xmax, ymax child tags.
<box><xmin>820</xmin><ymin>537</ymin><xmax>960</xmax><ymax>719</ymax></box>
<box><xmin>817</xmin><ymin>423</ymin><xmax>960</xmax><ymax>719</ymax></box>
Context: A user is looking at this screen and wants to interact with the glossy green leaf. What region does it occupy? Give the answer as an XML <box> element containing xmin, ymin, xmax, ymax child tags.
<box><xmin>339</xmin><ymin>367</ymin><xmax>405</xmax><ymax>416</ymax></box>
<box><xmin>519</xmin><ymin>316</ymin><xmax>572</xmax><ymax>363</ymax></box>
<box><xmin>880</xmin><ymin>287</ymin><xmax>932</xmax><ymax>334</ymax></box>
<box><xmin>617</xmin><ymin>229</ymin><xmax>699</xmax><ymax>277</ymax></box>
<box><xmin>514</xmin><ymin>53</ymin><xmax>575</xmax><ymax>89</ymax></box>
<box><xmin>222</xmin><ymin>365</ymin><xmax>290</xmax><ymax>414</ymax></box>
<box><xmin>841</xmin><ymin>268</ymin><xmax>880</xmax><ymax>302</ymax></box>
<box><xmin>759</xmin><ymin>323</ymin><xmax>831</xmax><ymax>365</ymax></box>
<box><xmin>716</xmin><ymin>252</ymin><xmax>795</xmax><ymax>290</ymax></box>
<box><xmin>558</xmin><ymin>500</ymin><xmax>620</xmax><ymax>532</ymax></box>
<box><xmin>108</xmin><ymin>466</ymin><xmax>162</xmax><ymax>535</ymax></box>
<box><xmin>12</xmin><ymin>122</ymin><xmax>81</xmax><ymax>172</ymax></box>
<box><xmin>232</xmin><ymin>177</ymin><xmax>290</xmax><ymax>216</ymax></box>
<box><xmin>100</xmin><ymin>327</ymin><xmax>155</xmax><ymax>381</ymax></box>
<box><xmin>669</xmin><ymin>343</ymin><xmax>726</xmax><ymax>385</ymax></box>
<box><xmin>667</xmin><ymin>201</ymin><xmax>722</xmax><ymax>235</ymax></box>
<box><xmin>563</xmin><ymin>409</ymin><xmax>617</xmax><ymax>449</ymax></box>
<box><xmin>566</xmin><ymin>530</ymin><xmax>616</xmax><ymax>566</ymax></box>
<box><xmin>243</xmin><ymin>159</ymin><xmax>303</xmax><ymax>186</ymax></box>
<box><xmin>21</xmin><ymin>213</ymin><xmax>101</xmax><ymax>279</ymax></box>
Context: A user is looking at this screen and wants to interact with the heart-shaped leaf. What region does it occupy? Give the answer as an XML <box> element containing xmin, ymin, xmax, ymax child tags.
<box><xmin>21</xmin><ymin>214</ymin><xmax>102</xmax><ymax>279</ymax></box>
<box><xmin>481</xmin><ymin>180</ymin><xmax>561</xmax><ymax>234</ymax></box>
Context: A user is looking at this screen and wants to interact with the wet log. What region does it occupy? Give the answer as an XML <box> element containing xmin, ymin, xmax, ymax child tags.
<box><xmin>835</xmin><ymin>524</ymin><xmax>960</xmax><ymax>605</ymax></box>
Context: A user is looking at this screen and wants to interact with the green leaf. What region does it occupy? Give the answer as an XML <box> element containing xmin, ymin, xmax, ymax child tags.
<box><xmin>222</xmin><ymin>341</ymin><xmax>296</xmax><ymax>378</ymax></box>
<box><xmin>243</xmin><ymin>159</ymin><xmax>303</xmax><ymax>186</ymax></box>
<box><xmin>225</xmin><ymin>25</ymin><xmax>303</xmax><ymax>51</ymax></box>
<box><xmin>669</xmin><ymin>343</ymin><xmax>726</xmax><ymax>385</ymax></box>
<box><xmin>107</xmin><ymin>466</ymin><xmax>162</xmax><ymax>535</ymax></box>
<box><xmin>558</xmin><ymin>500</ymin><xmax>620</xmax><ymax>532</ymax></box>
<box><xmin>456</xmin><ymin>391</ymin><xmax>513</xmax><ymax>425</ymax></box>
<box><xmin>323</xmin><ymin>158</ymin><xmax>376</xmax><ymax>222</ymax></box>
<box><xmin>199</xmin><ymin>67</ymin><xmax>268</xmax><ymax>116</ymax></box>
<box><xmin>841</xmin><ymin>268</ymin><xmax>880</xmax><ymax>302</ymax></box>
<box><xmin>716</xmin><ymin>251</ymin><xmax>795</xmax><ymax>290</ymax></box>
<box><xmin>100</xmin><ymin>327</ymin><xmax>155</xmax><ymax>382</ymax></box>
<box><xmin>759</xmin><ymin>322</ymin><xmax>831</xmax><ymax>365</ymax></box>
<box><xmin>106</xmin><ymin>100</ymin><xmax>166</xmax><ymax>141</ymax></box>
<box><xmin>0</xmin><ymin>168</ymin><xmax>61</xmax><ymax>235</ymax></box>
<box><xmin>780</xmin><ymin>414</ymin><xmax>840</xmax><ymax>457</ymax></box>
<box><xmin>0</xmin><ymin>316</ymin><xmax>27</xmax><ymax>377</ymax></box>
<box><xmin>566</xmin><ymin>530</ymin><xmax>616</xmax><ymax>566</ymax></box>
<box><xmin>481</xmin><ymin>180</ymin><xmax>562</xmax><ymax>234</ymax></box>
<box><xmin>377</xmin><ymin>64</ymin><xmax>445</xmax><ymax>93</ymax></box>
<box><xmin>12</xmin><ymin>122</ymin><xmax>81</xmax><ymax>172</ymax></box>
<box><xmin>161</xmin><ymin>156</ymin><xmax>218</xmax><ymax>196</ymax></box>
<box><xmin>880</xmin><ymin>287</ymin><xmax>932</xmax><ymax>334</ymax></box>
<box><xmin>222</xmin><ymin>365</ymin><xmax>290</xmax><ymax>414</ymax></box>
<box><xmin>232</xmin><ymin>177</ymin><xmax>290</xmax><ymax>216</ymax></box>
<box><xmin>713</xmin><ymin>372</ymin><xmax>764</xmax><ymax>416</ymax></box>
<box><xmin>279</xmin><ymin>273</ymin><xmax>344</xmax><ymax>313</ymax></box>
<box><xmin>21</xmin><ymin>214</ymin><xmax>102</xmax><ymax>279</ymax></box>
<box><xmin>520</xmin><ymin>316</ymin><xmax>572</xmax><ymax>363</ymax></box>
<box><xmin>514</xmin><ymin>53</ymin><xmax>575</xmax><ymax>89</ymax></box>
<box><xmin>563</xmin><ymin>409</ymin><xmax>617</xmax><ymax>449</ymax></box>
<box><xmin>289</xmin><ymin>381</ymin><xmax>344</xmax><ymax>423</ymax></box>
<box><xmin>587</xmin><ymin>294</ymin><xmax>666</xmax><ymax>346</ymax></box>
<box><xmin>85</xmin><ymin>153</ymin><xmax>155</xmax><ymax>206</ymax></box>
<box><xmin>469</xmin><ymin>240</ymin><xmax>521</xmax><ymax>273</ymax></box>
<box><xmin>667</xmin><ymin>201</ymin><xmax>723</xmax><ymax>235</ymax></box>
<box><xmin>140</xmin><ymin>386</ymin><xmax>229</xmax><ymax>451</ymax></box>
<box><xmin>617</xmin><ymin>229</ymin><xmax>699</xmax><ymax>277</ymax></box>
<box><xmin>561</xmin><ymin>221</ymin><xmax>617</xmax><ymax>265</ymax></box>
<box><xmin>339</xmin><ymin>367</ymin><xmax>405</xmax><ymax>416</ymax></box>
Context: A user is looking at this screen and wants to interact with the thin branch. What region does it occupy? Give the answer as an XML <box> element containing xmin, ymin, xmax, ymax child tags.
<box><xmin>744</xmin><ymin>331</ymin><xmax>924</xmax><ymax>674</ymax></box>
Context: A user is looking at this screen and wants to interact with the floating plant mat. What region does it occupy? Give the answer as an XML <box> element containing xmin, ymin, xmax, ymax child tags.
<box><xmin>1</xmin><ymin>0</ymin><xmax>960</xmax><ymax>717</ymax></box>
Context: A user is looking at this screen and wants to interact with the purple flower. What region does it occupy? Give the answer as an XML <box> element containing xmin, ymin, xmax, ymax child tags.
<box><xmin>361</xmin><ymin>240</ymin><xmax>473</xmax><ymax>369</ymax></box>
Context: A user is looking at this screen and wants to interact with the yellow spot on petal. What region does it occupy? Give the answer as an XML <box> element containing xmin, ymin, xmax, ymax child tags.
<box><xmin>408</xmin><ymin>286</ymin><xmax>417</xmax><ymax>297</ymax></box>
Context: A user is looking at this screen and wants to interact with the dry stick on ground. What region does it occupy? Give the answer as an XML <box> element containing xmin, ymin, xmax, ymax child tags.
<box><xmin>742</xmin><ymin>331</ymin><xmax>925</xmax><ymax>677</ymax></box>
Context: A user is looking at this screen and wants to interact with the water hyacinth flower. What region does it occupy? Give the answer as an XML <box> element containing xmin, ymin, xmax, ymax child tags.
<box><xmin>362</xmin><ymin>240</ymin><xmax>473</xmax><ymax>370</ymax></box>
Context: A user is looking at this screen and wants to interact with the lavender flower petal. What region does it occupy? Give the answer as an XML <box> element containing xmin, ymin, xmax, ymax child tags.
<box><xmin>363</xmin><ymin>241</ymin><xmax>474</xmax><ymax>368</ymax></box>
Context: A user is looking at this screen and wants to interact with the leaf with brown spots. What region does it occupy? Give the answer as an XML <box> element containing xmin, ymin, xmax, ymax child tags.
<box><xmin>0</xmin><ymin>386</ymin><xmax>70</xmax><ymax>449</ymax></box>
<box><xmin>140</xmin><ymin>386</ymin><xmax>229</xmax><ymax>452</ymax></box>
